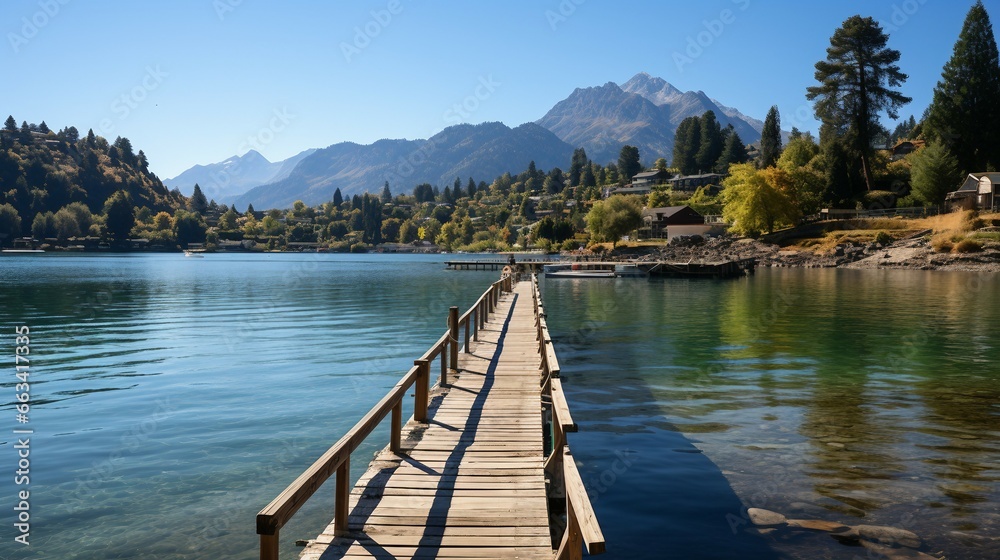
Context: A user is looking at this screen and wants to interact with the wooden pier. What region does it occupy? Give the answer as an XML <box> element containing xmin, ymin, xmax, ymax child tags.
<box><xmin>256</xmin><ymin>273</ymin><xmax>604</xmax><ymax>559</ymax></box>
<box><xmin>447</xmin><ymin>258</ymin><xmax>756</xmax><ymax>278</ymax></box>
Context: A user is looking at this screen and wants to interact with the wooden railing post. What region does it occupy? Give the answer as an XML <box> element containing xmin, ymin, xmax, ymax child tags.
<box><xmin>473</xmin><ymin>307</ymin><xmax>479</xmax><ymax>341</ymax></box>
<box><xmin>440</xmin><ymin>342</ymin><xmax>447</xmax><ymax>383</ymax></box>
<box><xmin>390</xmin><ymin>401</ymin><xmax>402</xmax><ymax>454</ymax></box>
<box><xmin>334</xmin><ymin>457</ymin><xmax>350</xmax><ymax>537</ymax></box>
<box><xmin>414</xmin><ymin>359</ymin><xmax>429</xmax><ymax>422</ymax></box>
<box><xmin>260</xmin><ymin>534</ymin><xmax>278</xmax><ymax>560</ymax></box>
<box><xmin>449</xmin><ymin>306</ymin><xmax>460</xmax><ymax>367</ymax></box>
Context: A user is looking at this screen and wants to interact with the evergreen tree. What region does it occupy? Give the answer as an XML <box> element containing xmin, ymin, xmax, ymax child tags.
<box><xmin>381</xmin><ymin>182</ymin><xmax>392</xmax><ymax>204</ymax></box>
<box><xmin>807</xmin><ymin>16</ymin><xmax>910</xmax><ymax>191</ymax></box>
<box><xmin>672</xmin><ymin>116</ymin><xmax>702</xmax><ymax>175</ymax></box>
<box><xmin>924</xmin><ymin>1</ymin><xmax>1000</xmax><ymax>173</ymax></box>
<box><xmin>759</xmin><ymin>106</ymin><xmax>782</xmax><ymax>168</ymax></box>
<box><xmin>695</xmin><ymin>111</ymin><xmax>724</xmax><ymax>173</ymax></box>
<box><xmin>466</xmin><ymin>177</ymin><xmax>477</xmax><ymax>198</ymax></box>
<box><xmin>4</xmin><ymin>116</ymin><xmax>17</xmax><ymax>132</ymax></box>
<box><xmin>189</xmin><ymin>184</ymin><xmax>209</xmax><ymax>214</ymax></box>
<box><xmin>333</xmin><ymin>187</ymin><xmax>344</xmax><ymax>207</ymax></box>
<box><xmin>618</xmin><ymin>145</ymin><xmax>642</xmax><ymax>184</ymax></box>
<box><xmin>581</xmin><ymin>165</ymin><xmax>597</xmax><ymax>188</ymax></box>
<box><xmin>715</xmin><ymin>131</ymin><xmax>749</xmax><ymax>173</ymax></box>
<box><xmin>246</xmin><ymin>203</ymin><xmax>256</xmax><ymax>216</ymax></box>
<box><xmin>38</xmin><ymin>121</ymin><xmax>50</xmax><ymax>134</ymax></box>
<box><xmin>569</xmin><ymin>148</ymin><xmax>588</xmax><ymax>187</ymax></box>
<box><xmin>910</xmin><ymin>142</ymin><xmax>961</xmax><ymax>205</ymax></box>
<box><xmin>452</xmin><ymin>177</ymin><xmax>463</xmax><ymax>199</ymax></box>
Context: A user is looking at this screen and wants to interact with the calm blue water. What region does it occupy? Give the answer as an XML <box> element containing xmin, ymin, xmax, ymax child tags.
<box><xmin>544</xmin><ymin>269</ymin><xmax>1000</xmax><ymax>559</ymax></box>
<box><xmin>1</xmin><ymin>256</ymin><xmax>998</xmax><ymax>559</ymax></box>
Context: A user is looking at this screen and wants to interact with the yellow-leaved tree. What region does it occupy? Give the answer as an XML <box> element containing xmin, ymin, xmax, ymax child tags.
<box><xmin>721</xmin><ymin>164</ymin><xmax>800</xmax><ymax>237</ymax></box>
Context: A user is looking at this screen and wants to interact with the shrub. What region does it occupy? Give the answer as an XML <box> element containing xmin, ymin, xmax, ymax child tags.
<box><xmin>953</xmin><ymin>238</ymin><xmax>983</xmax><ymax>253</ymax></box>
<box><xmin>874</xmin><ymin>231</ymin><xmax>893</xmax><ymax>245</ymax></box>
<box><xmin>931</xmin><ymin>234</ymin><xmax>954</xmax><ymax>253</ymax></box>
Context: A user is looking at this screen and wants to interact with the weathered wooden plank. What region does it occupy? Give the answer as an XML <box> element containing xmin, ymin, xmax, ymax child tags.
<box><xmin>299</xmin><ymin>280</ymin><xmax>560</xmax><ymax>560</ymax></box>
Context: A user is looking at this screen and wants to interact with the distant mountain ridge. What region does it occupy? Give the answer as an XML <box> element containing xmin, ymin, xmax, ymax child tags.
<box><xmin>163</xmin><ymin>148</ymin><xmax>316</xmax><ymax>202</ymax></box>
<box><xmin>232</xmin><ymin>122</ymin><xmax>573</xmax><ymax>210</ymax></box>
<box><xmin>537</xmin><ymin>72</ymin><xmax>763</xmax><ymax>166</ymax></box>
<box><xmin>177</xmin><ymin>72</ymin><xmax>773</xmax><ymax>210</ymax></box>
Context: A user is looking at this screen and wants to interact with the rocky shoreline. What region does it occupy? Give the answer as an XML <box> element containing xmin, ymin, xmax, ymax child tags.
<box><xmin>609</xmin><ymin>234</ymin><xmax>1000</xmax><ymax>273</ymax></box>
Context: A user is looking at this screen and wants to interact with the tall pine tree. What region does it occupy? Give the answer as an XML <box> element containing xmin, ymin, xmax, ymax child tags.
<box><xmin>672</xmin><ymin>116</ymin><xmax>702</xmax><ymax>175</ymax></box>
<box><xmin>618</xmin><ymin>145</ymin><xmax>641</xmax><ymax>183</ymax></box>
<box><xmin>759</xmin><ymin>106</ymin><xmax>782</xmax><ymax>168</ymax></box>
<box><xmin>807</xmin><ymin>16</ymin><xmax>910</xmax><ymax>192</ymax></box>
<box><xmin>924</xmin><ymin>0</ymin><xmax>1000</xmax><ymax>173</ymax></box>
<box><xmin>695</xmin><ymin>111</ymin><xmax>724</xmax><ymax>173</ymax></box>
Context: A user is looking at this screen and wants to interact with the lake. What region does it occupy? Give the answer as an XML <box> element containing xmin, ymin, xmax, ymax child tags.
<box><xmin>0</xmin><ymin>254</ymin><xmax>997</xmax><ymax>559</ymax></box>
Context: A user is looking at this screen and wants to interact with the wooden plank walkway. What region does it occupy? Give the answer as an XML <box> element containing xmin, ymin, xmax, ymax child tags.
<box><xmin>301</xmin><ymin>281</ymin><xmax>552</xmax><ymax>559</ymax></box>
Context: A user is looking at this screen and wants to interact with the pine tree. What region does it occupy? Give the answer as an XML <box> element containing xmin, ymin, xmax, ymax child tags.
<box><xmin>715</xmin><ymin>131</ymin><xmax>748</xmax><ymax>173</ymax></box>
<box><xmin>924</xmin><ymin>1</ymin><xmax>1000</xmax><ymax>173</ymax></box>
<box><xmin>333</xmin><ymin>187</ymin><xmax>344</xmax><ymax>207</ymax></box>
<box><xmin>910</xmin><ymin>142</ymin><xmax>961</xmax><ymax>205</ymax></box>
<box><xmin>695</xmin><ymin>111</ymin><xmax>724</xmax><ymax>173</ymax></box>
<box><xmin>5</xmin><ymin>116</ymin><xmax>17</xmax><ymax>132</ymax></box>
<box><xmin>381</xmin><ymin>182</ymin><xmax>392</xmax><ymax>204</ymax></box>
<box><xmin>807</xmin><ymin>16</ymin><xmax>911</xmax><ymax>192</ymax></box>
<box><xmin>189</xmin><ymin>184</ymin><xmax>208</xmax><ymax>214</ymax></box>
<box><xmin>246</xmin><ymin>203</ymin><xmax>255</xmax><ymax>216</ymax></box>
<box><xmin>466</xmin><ymin>177</ymin><xmax>477</xmax><ymax>198</ymax></box>
<box><xmin>618</xmin><ymin>145</ymin><xmax>641</xmax><ymax>183</ymax></box>
<box><xmin>672</xmin><ymin>116</ymin><xmax>702</xmax><ymax>175</ymax></box>
<box><xmin>759</xmin><ymin>106</ymin><xmax>782</xmax><ymax>168</ymax></box>
<box><xmin>569</xmin><ymin>148</ymin><xmax>588</xmax><ymax>187</ymax></box>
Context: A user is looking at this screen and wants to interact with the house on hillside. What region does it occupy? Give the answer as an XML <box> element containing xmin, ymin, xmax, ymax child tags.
<box><xmin>946</xmin><ymin>172</ymin><xmax>1000</xmax><ymax>211</ymax></box>
<box><xmin>640</xmin><ymin>205</ymin><xmax>710</xmax><ymax>239</ymax></box>
<box><xmin>668</xmin><ymin>173</ymin><xmax>724</xmax><ymax>193</ymax></box>
<box><xmin>631</xmin><ymin>169</ymin><xmax>671</xmax><ymax>187</ymax></box>
<box><xmin>889</xmin><ymin>139</ymin><xmax>925</xmax><ymax>161</ymax></box>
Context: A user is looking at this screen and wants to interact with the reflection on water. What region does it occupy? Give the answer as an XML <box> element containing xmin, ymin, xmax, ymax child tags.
<box><xmin>545</xmin><ymin>269</ymin><xmax>1000</xmax><ymax>559</ymax></box>
<box><xmin>0</xmin><ymin>253</ymin><xmax>498</xmax><ymax>559</ymax></box>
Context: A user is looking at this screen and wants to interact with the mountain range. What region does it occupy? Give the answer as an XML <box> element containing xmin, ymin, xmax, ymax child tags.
<box><xmin>171</xmin><ymin>73</ymin><xmax>768</xmax><ymax>209</ymax></box>
<box><xmin>163</xmin><ymin>148</ymin><xmax>316</xmax><ymax>201</ymax></box>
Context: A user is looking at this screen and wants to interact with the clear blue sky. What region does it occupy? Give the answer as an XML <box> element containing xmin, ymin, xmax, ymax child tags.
<box><xmin>2</xmin><ymin>0</ymin><xmax>993</xmax><ymax>179</ymax></box>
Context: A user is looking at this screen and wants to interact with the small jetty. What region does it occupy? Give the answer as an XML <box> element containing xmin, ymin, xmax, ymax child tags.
<box><xmin>256</xmin><ymin>273</ymin><xmax>604</xmax><ymax>559</ymax></box>
<box><xmin>446</xmin><ymin>258</ymin><xmax>756</xmax><ymax>279</ymax></box>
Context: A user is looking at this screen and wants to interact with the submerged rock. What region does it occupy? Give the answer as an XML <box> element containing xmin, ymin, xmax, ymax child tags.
<box><xmin>855</xmin><ymin>524</ymin><xmax>922</xmax><ymax>549</ymax></box>
<box><xmin>747</xmin><ymin>508</ymin><xmax>787</xmax><ymax>527</ymax></box>
<box><xmin>787</xmin><ymin>518</ymin><xmax>850</xmax><ymax>532</ymax></box>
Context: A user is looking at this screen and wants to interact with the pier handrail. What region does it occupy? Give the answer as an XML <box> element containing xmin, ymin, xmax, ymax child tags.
<box><xmin>531</xmin><ymin>274</ymin><xmax>606</xmax><ymax>557</ymax></box>
<box><xmin>256</xmin><ymin>273</ymin><xmax>514</xmax><ymax>559</ymax></box>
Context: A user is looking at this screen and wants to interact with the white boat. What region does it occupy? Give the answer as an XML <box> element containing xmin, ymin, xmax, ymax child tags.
<box><xmin>543</xmin><ymin>263</ymin><xmax>616</xmax><ymax>278</ymax></box>
<box><xmin>184</xmin><ymin>250</ymin><xmax>205</xmax><ymax>258</ymax></box>
<box><xmin>1</xmin><ymin>249</ymin><xmax>44</xmax><ymax>254</ymax></box>
<box><xmin>614</xmin><ymin>264</ymin><xmax>647</xmax><ymax>277</ymax></box>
